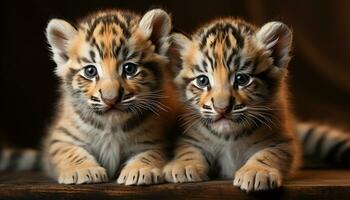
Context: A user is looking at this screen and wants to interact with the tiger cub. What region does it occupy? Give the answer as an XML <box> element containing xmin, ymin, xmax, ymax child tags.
<box><xmin>164</xmin><ymin>18</ymin><xmax>302</xmax><ymax>191</ymax></box>
<box><xmin>43</xmin><ymin>9</ymin><xmax>179</xmax><ymax>185</ymax></box>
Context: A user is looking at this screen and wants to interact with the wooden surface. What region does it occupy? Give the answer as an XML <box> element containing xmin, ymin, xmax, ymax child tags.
<box><xmin>0</xmin><ymin>170</ymin><xmax>349</xmax><ymax>200</ymax></box>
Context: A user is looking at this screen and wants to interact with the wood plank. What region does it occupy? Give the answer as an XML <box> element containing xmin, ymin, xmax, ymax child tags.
<box><xmin>0</xmin><ymin>169</ymin><xmax>349</xmax><ymax>200</ymax></box>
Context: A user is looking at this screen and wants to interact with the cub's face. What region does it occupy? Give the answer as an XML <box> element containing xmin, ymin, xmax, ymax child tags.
<box><xmin>173</xmin><ymin>19</ymin><xmax>292</xmax><ymax>135</ymax></box>
<box><xmin>46</xmin><ymin>10</ymin><xmax>171</xmax><ymax>120</ymax></box>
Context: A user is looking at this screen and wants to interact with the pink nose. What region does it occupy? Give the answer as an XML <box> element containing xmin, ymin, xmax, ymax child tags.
<box><xmin>102</xmin><ymin>97</ymin><xmax>117</xmax><ymax>106</ymax></box>
<box><xmin>213</xmin><ymin>105</ymin><xmax>230</xmax><ymax>115</ymax></box>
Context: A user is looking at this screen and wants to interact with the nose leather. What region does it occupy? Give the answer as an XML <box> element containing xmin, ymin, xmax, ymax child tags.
<box><xmin>213</xmin><ymin>105</ymin><xmax>230</xmax><ymax>114</ymax></box>
<box><xmin>99</xmin><ymin>80</ymin><xmax>121</xmax><ymax>106</ymax></box>
<box><xmin>213</xmin><ymin>96</ymin><xmax>234</xmax><ymax>115</ymax></box>
<box><xmin>102</xmin><ymin>97</ymin><xmax>117</xmax><ymax>106</ymax></box>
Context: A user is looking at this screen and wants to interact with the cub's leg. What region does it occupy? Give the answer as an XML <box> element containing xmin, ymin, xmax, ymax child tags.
<box><xmin>163</xmin><ymin>143</ymin><xmax>209</xmax><ymax>183</ymax></box>
<box><xmin>46</xmin><ymin>128</ymin><xmax>107</xmax><ymax>184</ymax></box>
<box><xmin>117</xmin><ymin>149</ymin><xmax>166</xmax><ymax>185</ymax></box>
<box><xmin>233</xmin><ymin>142</ymin><xmax>294</xmax><ymax>192</ymax></box>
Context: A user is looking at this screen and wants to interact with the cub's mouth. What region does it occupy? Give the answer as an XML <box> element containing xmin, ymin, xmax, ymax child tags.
<box><xmin>214</xmin><ymin>115</ymin><xmax>232</xmax><ymax>122</ymax></box>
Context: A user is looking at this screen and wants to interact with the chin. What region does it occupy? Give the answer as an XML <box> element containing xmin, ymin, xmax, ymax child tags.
<box><xmin>211</xmin><ymin>119</ymin><xmax>235</xmax><ymax>134</ymax></box>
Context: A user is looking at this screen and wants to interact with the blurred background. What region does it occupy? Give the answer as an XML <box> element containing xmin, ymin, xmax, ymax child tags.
<box><xmin>1</xmin><ymin>0</ymin><xmax>350</xmax><ymax>148</ymax></box>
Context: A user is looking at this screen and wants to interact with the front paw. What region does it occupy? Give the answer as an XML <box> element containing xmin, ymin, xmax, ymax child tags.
<box><xmin>233</xmin><ymin>165</ymin><xmax>282</xmax><ymax>192</ymax></box>
<box><xmin>163</xmin><ymin>161</ymin><xmax>208</xmax><ymax>183</ymax></box>
<box><xmin>116</xmin><ymin>165</ymin><xmax>163</xmax><ymax>186</ymax></box>
<box><xmin>58</xmin><ymin>166</ymin><xmax>108</xmax><ymax>184</ymax></box>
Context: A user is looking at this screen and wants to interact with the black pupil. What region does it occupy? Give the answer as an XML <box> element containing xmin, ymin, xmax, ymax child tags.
<box><xmin>197</xmin><ymin>76</ymin><xmax>209</xmax><ymax>87</ymax></box>
<box><xmin>236</xmin><ymin>74</ymin><xmax>250</xmax><ymax>85</ymax></box>
<box><xmin>123</xmin><ymin>63</ymin><xmax>137</xmax><ymax>75</ymax></box>
<box><xmin>84</xmin><ymin>66</ymin><xmax>97</xmax><ymax>78</ymax></box>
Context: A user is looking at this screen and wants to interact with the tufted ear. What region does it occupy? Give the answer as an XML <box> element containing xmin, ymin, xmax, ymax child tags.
<box><xmin>46</xmin><ymin>19</ymin><xmax>77</xmax><ymax>66</ymax></box>
<box><xmin>256</xmin><ymin>21</ymin><xmax>292</xmax><ymax>68</ymax></box>
<box><xmin>171</xmin><ymin>33</ymin><xmax>192</xmax><ymax>53</ymax></box>
<box><xmin>167</xmin><ymin>33</ymin><xmax>192</xmax><ymax>75</ymax></box>
<box><xmin>139</xmin><ymin>9</ymin><xmax>172</xmax><ymax>54</ymax></box>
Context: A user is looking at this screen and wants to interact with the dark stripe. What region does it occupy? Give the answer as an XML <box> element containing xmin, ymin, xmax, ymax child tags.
<box><xmin>119</xmin><ymin>109</ymin><xmax>152</xmax><ymax>132</ymax></box>
<box><xmin>142</xmin><ymin>61</ymin><xmax>163</xmax><ymax>87</ymax></box>
<box><xmin>207</xmin><ymin>55</ymin><xmax>215</xmax><ymax>70</ymax></box>
<box><xmin>89</xmin><ymin>50</ymin><xmax>96</xmax><ymax>62</ymax></box>
<box><xmin>68</xmin><ymin>154</ymin><xmax>80</xmax><ymax>162</ymax></box>
<box><xmin>175</xmin><ymin>150</ymin><xmax>196</xmax><ymax>159</ymax></box>
<box><xmin>233</xmin><ymin>124</ymin><xmax>262</xmax><ymax>141</ymax></box>
<box><xmin>201</xmin><ymin>60</ymin><xmax>208</xmax><ymax>71</ymax></box>
<box><xmin>122</xmin><ymin>93</ymin><xmax>134</xmax><ymax>101</ymax></box>
<box><xmin>85</xmin><ymin>14</ymin><xmax>130</xmax><ymax>41</ymax></box>
<box><xmin>201</xmin><ymin>120</ymin><xmax>228</xmax><ymax>140</ymax></box>
<box><xmin>182</xmin><ymin>77</ymin><xmax>196</xmax><ymax>86</ymax></box>
<box><xmin>302</xmin><ymin>127</ymin><xmax>315</xmax><ymax>146</ymax></box>
<box><xmin>78</xmin><ymin>75</ymin><xmax>91</xmax><ymax>82</ymax></box>
<box><xmin>313</xmin><ymin>132</ymin><xmax>326</xmax><ymax>157</ymax></box>
<box><xmin>256</xmin><ymin>158</ymin><xmax>272</xmax><ymax>167</ymax></box>
<box><xmin>254</xmin><ymin>69</ymin><xmax>278</xmax><ymax>98</ymax></box>
<box><xmin>253</xmin><ymin>133</ymin><xmax>275</xmax><ymax>145</ymax></box>
<box><xmin>80</xmin><ymin>57</ymin><xmax>92</xmax><ymax>63</ymax></box>
<box><xmin>325</xmin><ymin>139</ymin><xmax>348</xmax><ymax>163</ymax></box>
<box><xmin>122</xmin><ymin>47</ymin><xmax>129</xmax><ymax>58</ymax></box>
<box><xmin>66</xmin><ymin>68</ymin><xmax>79</xmax><ymax>85</ymax></box>
<box><xmin>181</xmin><ymin>133</ymin><xmax>202</xmax><ymax>144</ymax></box>
<box><xmin>50</xmin><ymin>139</ymin><xmax>76</xmax><ymax>146</ymax></box>
<box><xmin>50</xmin><ymin>147</ymin><xmax>71</xmax><ymax>157</ymax></box>
<box><xmin>7</xmin><ymin>150</ymin><xmax>21</xmax><ymax>171</ymax></box>
<box><xmin>74</xmin><ymin>156</ymin><xmax>87</xmax><ymax>165</ymax></box>
<box><xmin>59</xmin><ymin>53</ymin><xmax>69</xmax><ymax>62</ymax></box>
<box><xmin>226</xmin><ymin>52</ymin><xmax>235</xmax><ymax>68</ymax></box>
<box><xmin>113</xmin><ymin>45</ymin><xmax>121</xmax><ymax>58</ymax></box>
<box><xmin>57</xmin><ymin>127</ymin><xmax>87</xmax><ymax>146</ymax></box>
<box><xmin>141</xmin><ymin>157</ymin><xmax>152</xmax><ymax>165</ymax></box>
<box><xmin>234</xmin><ymin>56</ymin><xmax>241</xmax><ymax>68</ymax></box>
<box><xmin>72</xmin><ymin>105</ymin><xmax>105</xmax><ymax>130</ymax></box>
<box><xmin>90</xmin><ymin>96</ymin><xmax>100</xmax><ymax>102</ymax></box>
<box><xmin>274</xmin><ymin>147</ymin><xmax>293</xmax><ymax>160</ymax></box>
<box><xmin>182</xmin><ymin>140</ymin><xmax>213</xmax><ymax>168</ymax></box>
<box><xmin>126</xmin><ymin>51</ymin><xmax>139</xmax><ymax>60</ymax></box>
<box><xmin>202</xmin><ymin>105</ymin><xmax>211</xmax><ymax>110</ymax></box>
<box><xmin>191</xmin><ymin>84</ymin><xmax>204</xmax><ymax>91</ymax></box>
<box><xmin>232</xmin><ymin>27</ymin><xmax>244</xmax><ymax>49</ymax></box>
<box><xmin>148</xmin><ymin>152</ymin><xmax>160</xmax><ymax>160</ymax></box>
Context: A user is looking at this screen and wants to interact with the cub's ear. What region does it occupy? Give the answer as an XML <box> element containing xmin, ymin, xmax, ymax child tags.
<box><xmin>256</xmin><ymin>21</ymin><xmax>292</xmax><ymax>68</ymax></box>
<box><xmin>171</xmin><ymin>32</ymin><xmax>192</xmax><ymax>53</ymax></box>
<box><xmin>167</xmin><ymin>33</ymin><xmax>192</xmax><ymax>75</ymax></box>
<box><xmin>139</xmin><ymin>9</ymin><xmax>172</xmax><ymax>54</ymax></box>
<box><xmin>46</xmin><ymin>19</ymin><xmax>77</xmax><ymax>66</ymax></box>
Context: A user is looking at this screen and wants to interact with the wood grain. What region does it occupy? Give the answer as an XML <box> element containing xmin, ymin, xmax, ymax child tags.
<box><xmin>0</xmin><ymin>170</ymin><xmax>349</xmax><ymax>200</ymax></box>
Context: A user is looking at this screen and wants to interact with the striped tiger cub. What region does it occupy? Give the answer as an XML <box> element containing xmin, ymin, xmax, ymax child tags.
<box><xmin>40</xmin><ymin>8</ymin><xmax>178</xmax><ymax>185</ymax></box>
<box><xmin>164</xmin><ymin>18</ymin><xmax>350</xmax><ymax>191</ymax></box>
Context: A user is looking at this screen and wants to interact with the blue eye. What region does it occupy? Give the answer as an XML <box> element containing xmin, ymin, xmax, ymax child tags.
<box><xmin>196</xmin><ymin>75</ymin><xmax>210</xmax><ymax>87</ymax></box>
<box><xmin>84</xmin><ymin>65</ymin><xmax>98</xmax><ymax>78</ymax></box>
<box><xmin>235</xmin><ymin>74</ymin><xmax>251</xmax><ymax>86</ymax></box>
<box><xmin>123</xmin><ymin>62</ymin><xmax>138</xmax><ymax>76</ymax></box>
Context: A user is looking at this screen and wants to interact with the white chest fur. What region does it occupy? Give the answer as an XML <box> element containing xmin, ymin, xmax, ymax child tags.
<box><xmin>216</xmin><ymin>138</ymin><xmax>253</xmax><ymax>178</ymax></box>
<box><xmin>90</xmin><ymin>131</ymin><xmax>123</xmax><ymax>177</ymax></box>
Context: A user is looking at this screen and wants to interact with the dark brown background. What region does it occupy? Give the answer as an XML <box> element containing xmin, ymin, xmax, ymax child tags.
<box><xmin>1</xmin><ymin>0</ymin><xmax>350</xmax><ymax>148</ymax></box>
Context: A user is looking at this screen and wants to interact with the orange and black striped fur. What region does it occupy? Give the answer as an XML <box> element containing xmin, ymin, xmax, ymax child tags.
<box><xmin>164</xmin><ymin>18</ymin><xmax>350</xmax><ymax>191</ymax></box>
<box><xmin>40</xmin><ymin>9</ymin><xmax>179</xmax><ymax>185</ymax></box>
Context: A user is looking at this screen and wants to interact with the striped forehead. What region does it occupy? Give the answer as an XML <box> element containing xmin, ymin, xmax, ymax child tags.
<box><xmin>192</xmin><ymin>21</ymin><xmax>256</xmax><ymax>74</ymax></box>
<box><xmin>79</xmin><ymin>13</ymin><xmax>139</xmax><ymax>61</ymax></box>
